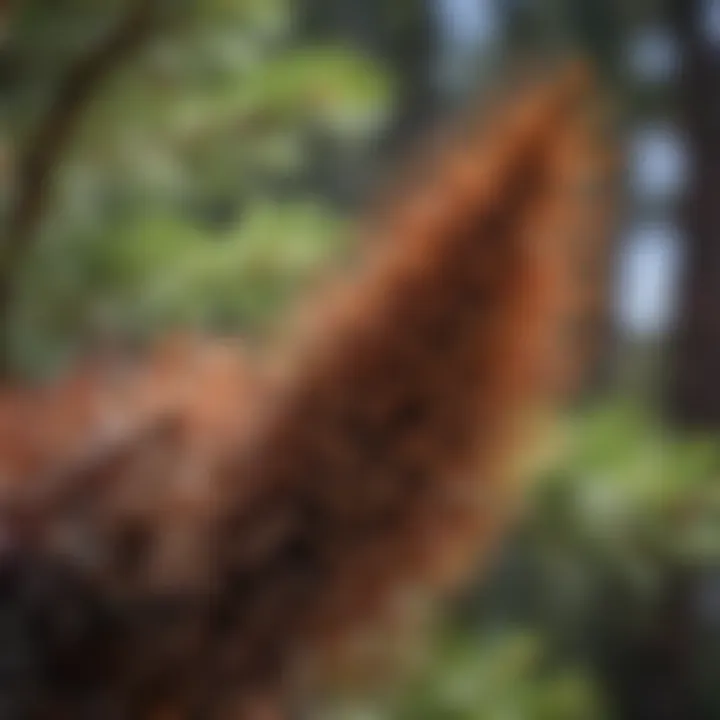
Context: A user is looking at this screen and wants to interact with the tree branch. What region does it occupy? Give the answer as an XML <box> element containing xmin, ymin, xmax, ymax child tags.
<box><xmin>0</xmin><ymin>1</ymin><xmax>160</xmax><ymax>367</ymax></box>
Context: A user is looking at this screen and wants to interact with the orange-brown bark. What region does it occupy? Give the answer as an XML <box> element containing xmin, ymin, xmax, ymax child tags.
<box><xmin>0</xmin><ymin>63</ymin><xmax>614</xmax><ymax>718</ymax></box>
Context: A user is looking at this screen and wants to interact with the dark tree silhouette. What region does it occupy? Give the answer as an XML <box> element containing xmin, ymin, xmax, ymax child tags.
<box><xmin>669</xmin><ymin>0</ymin><xmax>720</xmax><ymax>427</ymax></box>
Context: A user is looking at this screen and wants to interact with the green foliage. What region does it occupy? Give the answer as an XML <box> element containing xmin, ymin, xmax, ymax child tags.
<box><xmin>528</xmin><ymin>397</ymin><xmax>720</xmax><ymax>595</ymax></box>
<box><xmin>6</xmin><ymin>0</ymin><xmax>393</xmax><ymax>375</ymax></box>
<box><xmin>317</xmin><ymin>394</ymin><xmax>720</xmax><ymax>719</ymax></box>
<box><xmin>10</xmin><ymin>200</ymin><xmax>346</xmax><ymax>373</ymax></box>
<box><xmin>326</xmin><ymin>632</ymin><xmax>606</xmax><ymax>720</ymax></box>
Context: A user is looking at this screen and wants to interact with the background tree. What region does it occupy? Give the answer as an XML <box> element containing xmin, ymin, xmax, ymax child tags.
<box><xmin>668</xmin><ymin>0</ymin><xmax>720</xmax><ymax>428</ymax></box>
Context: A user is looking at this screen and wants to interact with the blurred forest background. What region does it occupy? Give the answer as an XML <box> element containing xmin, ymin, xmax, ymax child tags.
<box><xmin>3</xmin><ymin>0</ymin><xmax>720</xmax><ymax>718</ymax></box>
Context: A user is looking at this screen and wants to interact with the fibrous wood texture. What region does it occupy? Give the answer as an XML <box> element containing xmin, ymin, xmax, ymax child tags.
<box><xmin>0</xmin><ymin>62</ymin><xmax>614</xmax><ymax>718</ymax></box>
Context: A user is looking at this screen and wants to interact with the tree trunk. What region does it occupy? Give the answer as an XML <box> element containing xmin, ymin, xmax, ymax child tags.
<box><xmin>668</xmin><ymin>0</ymin><xmax>720</xmax><ymax>427</ymax></box>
